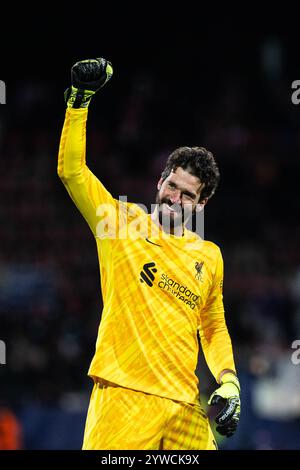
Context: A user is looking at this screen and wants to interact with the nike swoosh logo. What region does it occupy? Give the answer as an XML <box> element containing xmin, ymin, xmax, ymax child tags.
<box><xmin>145</xmin><ymin>238</ymin><xmax>162</xmax><ymax>247</ymax></box>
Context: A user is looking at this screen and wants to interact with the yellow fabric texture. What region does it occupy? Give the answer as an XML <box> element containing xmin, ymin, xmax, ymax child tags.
<box><xmin>58</xmin><ymin>108</ymin><xmax>236</xmax><ymax>405</ymax></box>
<box><xmin>82</xmin><ymin>379</ymin><xmax>217</xmax><ymax>450</ymax></box>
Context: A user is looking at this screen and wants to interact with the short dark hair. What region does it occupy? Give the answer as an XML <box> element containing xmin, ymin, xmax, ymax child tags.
<box><xmin>161</xmin><ymin>146</ymin><xmax>220</xmax><ymax>201</ymax></box>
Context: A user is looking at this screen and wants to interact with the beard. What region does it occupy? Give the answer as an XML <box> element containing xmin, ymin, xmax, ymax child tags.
<box><xmin>155</xmin><ymin>192</ymin><xmax>191</xmax><ymax>231</ymax></box>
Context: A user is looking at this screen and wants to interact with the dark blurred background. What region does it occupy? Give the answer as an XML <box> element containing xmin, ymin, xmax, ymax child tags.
<box><xmin>0</xmin><ymin>7</ymin><xmax>300</xmax><ymax>449</ymax></box>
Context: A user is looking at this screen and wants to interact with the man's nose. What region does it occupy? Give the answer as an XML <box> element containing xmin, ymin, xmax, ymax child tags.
<box><xmin>169</xmin><ymin>191</ymin><xmax>181</xmax><ymax>204</ymax></box>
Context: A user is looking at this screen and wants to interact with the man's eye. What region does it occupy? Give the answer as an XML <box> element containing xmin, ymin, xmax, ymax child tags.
<box><xmin>183</xmin><ymin>194</ymin><xmax>193</xmax><ymax>201</ymax></box>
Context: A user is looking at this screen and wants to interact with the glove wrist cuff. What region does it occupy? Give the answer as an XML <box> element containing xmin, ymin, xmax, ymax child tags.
<box><xmin>220</xmin><ymin>372</ymin><xmax>240</xmax><ymax>393</ymax></box>
<box><xmin>65</xmin><ymin>86</ymin><xmax>95</xmax><ymax>109</ymax></box>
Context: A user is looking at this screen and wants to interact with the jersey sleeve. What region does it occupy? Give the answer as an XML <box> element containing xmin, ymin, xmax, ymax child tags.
<box><xmin>198</xmin><ymin>247</ymin><xmax>237</xmax><ymax>382</ymax></box>
<box><xmin>57</xmin><ymin>108</ymin><xmax>119</xmax><ymax>237</ymax></box>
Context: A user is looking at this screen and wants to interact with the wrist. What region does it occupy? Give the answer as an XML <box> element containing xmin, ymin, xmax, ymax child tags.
<box><xmin>66</xmin><ymin>107</ymin><xmax>89</xmax><ymax>115</ymax></box>
<box><xmin>221</xmin><ymin>372</ymin><xmax>240</xmax><ymax>393</ymax></box>
<box><xmin>65</xmin><ymin>86</ymin><xmax>95</xmax><ymax>109</ymax></box>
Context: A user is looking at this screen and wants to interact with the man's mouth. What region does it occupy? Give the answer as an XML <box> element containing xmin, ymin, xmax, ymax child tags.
<box><xmin>161</xmin><ymin>203</ymin><xmax>182</xmax><ymax>214</ymax></box>
<box><xmin>165</xmin><ymin>204</ymin><xmax>175</xmax><ymax>213</ymax></box>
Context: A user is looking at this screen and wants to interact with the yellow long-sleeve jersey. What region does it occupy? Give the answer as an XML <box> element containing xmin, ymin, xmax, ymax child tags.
<box><xmin>58</xmin><ymin>108</ymin><xmax>236</xmax><ymax>404</ymax></box>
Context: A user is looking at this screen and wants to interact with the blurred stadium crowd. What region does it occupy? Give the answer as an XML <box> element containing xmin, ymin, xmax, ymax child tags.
<box><xmin>0</xmin><ymin>26</ymin><xmax>300</xmax><ymax>449</ymax></box>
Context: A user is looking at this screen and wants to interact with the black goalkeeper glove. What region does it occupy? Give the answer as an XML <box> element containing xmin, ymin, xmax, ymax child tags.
<box><xmin>208</xmin><ymin>372</ymin><xmax>241</xmax><ymax>438</ymax></box>
<box><xmin>64</xmin><ymin>58</ymin><xmax>113</xmax><ymax>109</ymax></box>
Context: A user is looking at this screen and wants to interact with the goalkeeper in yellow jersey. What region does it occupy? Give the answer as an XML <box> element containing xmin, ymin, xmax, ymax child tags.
<box><xmin>58</xmin><ymin>58</ymin><xmax>241</xmax><ymax>450</ymax></box>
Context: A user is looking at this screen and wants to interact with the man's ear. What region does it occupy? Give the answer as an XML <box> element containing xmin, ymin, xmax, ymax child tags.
<box><xmin>157</xmin><ymin>177</ymin><xmax>163</xmax><ymax>190</ymax></box>
<box><xmin>195</xmin><ymin>198</ymin><xmax>208</xmax><ymax>213</ymax></box>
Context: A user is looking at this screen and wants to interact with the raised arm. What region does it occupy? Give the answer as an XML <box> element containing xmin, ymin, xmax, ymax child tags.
<box><xmin>57</xmin><ymin>58</ymin><xmax>114</xmax><ymax>235</ymax></box>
